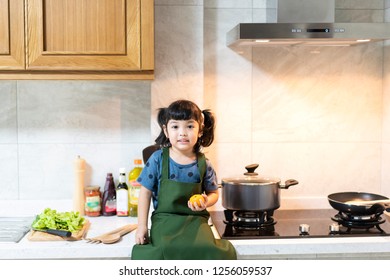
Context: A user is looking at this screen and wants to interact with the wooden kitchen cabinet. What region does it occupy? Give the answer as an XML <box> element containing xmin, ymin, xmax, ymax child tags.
<box><xmin>0</xmin><ymin>0</ymin><xmax>25</xmax><ymax>70</ymax></box>
<box><xmin>0</xmin><ymin>0</ymin><xmax>154</xmax><ymax>79</ymax></box>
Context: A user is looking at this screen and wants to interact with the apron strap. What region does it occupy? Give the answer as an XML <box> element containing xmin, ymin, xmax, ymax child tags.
<box><xmin>162</xmin><ymin>147</ymin><xmax>170</xmax><ymax>180</ymax></box>
<box><xmin>197</xmin><ymin>153</ymin><xmax>206</xmax><ymax>182</ymax></box>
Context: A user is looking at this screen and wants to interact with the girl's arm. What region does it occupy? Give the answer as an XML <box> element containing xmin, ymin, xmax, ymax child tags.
<box><xmin>205</xmin><ymin>189</ymin><xmax>218</xmax><ymax>207</ymax></box>
<box><xmin>135</xmin><ymin>186</ymin><xmax>152</xmax><ymax>244</ymax></box>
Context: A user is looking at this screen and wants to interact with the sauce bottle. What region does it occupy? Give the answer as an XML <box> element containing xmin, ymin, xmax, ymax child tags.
<box><xmin>116</xmin><ymin>168</ymin><xmax>129</xmax><ymax>216</ymax></box>
<box><xmin>128</xmin><ymin>159</ymin><xmax>143</xmax><ymax>217</ymax></box>
<box><xmin>101</xmin><ymin>173</ymin><xmax>117</xmax><ymax>216</ymax></box>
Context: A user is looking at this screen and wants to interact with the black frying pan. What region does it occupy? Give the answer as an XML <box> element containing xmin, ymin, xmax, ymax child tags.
<box><xmin>328</xmin><ymin>192</ymin><xmax>390</xmax><ymax>216</ymax></box>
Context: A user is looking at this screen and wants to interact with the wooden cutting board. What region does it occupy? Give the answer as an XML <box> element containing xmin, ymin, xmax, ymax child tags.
<box><xmin>27</xmin><ymin>219</ymin><xmax>90</xmax><ymax>241</ymax></box>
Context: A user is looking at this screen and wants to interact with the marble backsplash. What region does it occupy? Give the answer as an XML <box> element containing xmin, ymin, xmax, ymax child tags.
<box><xmin>2</xmin><ymin>0</ymin><xmax>390</xmax><ymax>208</ymax></box>
<box><xmin>0</xmin><ymin>81</ymin><xmax>151</xmax><ymax>199</ymax></box>
<box><xmin>201</xmin><ymin>0</ymin><xmax>390</xmax><ymax>208</ymax></box>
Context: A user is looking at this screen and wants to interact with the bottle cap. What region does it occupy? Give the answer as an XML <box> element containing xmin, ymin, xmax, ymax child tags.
<box><xmin>85</xmin><ymin>186</ymin><xmax>100</xmax><ymax>192</ymax></box>
<box><xmin>119</xmin><ymin>168</ymin><xmax>126</xmax><ymax>174</ymax></box>
<box><xmin>134</xmin><ymin>159</ymin><xmax>142</xmax><ymax>165</ymax></box>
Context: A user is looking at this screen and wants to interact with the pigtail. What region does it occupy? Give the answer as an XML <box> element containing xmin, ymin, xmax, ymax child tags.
<box><xmin>154</xmin><ymin>107</ymin><xmax>171</xmax><ymax>147</ymax></box>
<box><xmin>198</xmin><ymin>109</ymin><xmax>215</xmax><ymax>148</ymax></box>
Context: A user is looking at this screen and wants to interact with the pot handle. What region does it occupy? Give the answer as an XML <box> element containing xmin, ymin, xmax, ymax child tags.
<box><xmin>280</xmin><ymin>179</ymin><xmax>299</xmax><ymax>189</ymax></box>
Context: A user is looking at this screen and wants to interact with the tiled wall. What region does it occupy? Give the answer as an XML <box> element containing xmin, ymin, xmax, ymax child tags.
<box><xmin>383</xmin><ymin>0</ymin><xmax>390</xmax><ymax>202</ymax></box>
<box><xmin>2</xmin><ymin>0</ymin><xmax>390</xmax><ymax>208</ymax></box>
<box><xmin>201</xmin><ymin>0</ymin><xmax>389</xmax><ymax>209</ymax></box>
<box><xmin>386</xmin><ymin>0</ymin><xmax>390</xmax><ymax>21</ymax></box>
<box><xmin>335</xmin><ymin>0</ymin><xmax>384</xmax><ymax>22</ymax></box>
<box><xmin>0</xmin><ymin>81</ymin><xmax>151</xmax><ymax>199</ymax></box>
<box><xmin>148</xmin><ymin>0</ymin><xmax>388</xmax><ymax>211</ymax></box>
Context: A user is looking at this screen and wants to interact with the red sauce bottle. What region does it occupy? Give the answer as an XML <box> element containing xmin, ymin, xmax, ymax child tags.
<box><xmin>101</xmin><ymin>173</ymin><xmax>117</xmax><ymax>216</ymax></box>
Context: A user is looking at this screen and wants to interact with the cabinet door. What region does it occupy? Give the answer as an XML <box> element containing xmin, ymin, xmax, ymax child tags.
<box><xmin>26</xmin><ymin>0</ymin><xmax>154</xmax><ymax>71</ymax></box>
<box><xmin>0</xmin><ymin>0</ymin><xmax>25</xmax><ymax>70</ymax></box>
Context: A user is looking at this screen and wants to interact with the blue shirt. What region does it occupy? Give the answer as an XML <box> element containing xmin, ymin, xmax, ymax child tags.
<box><xmin>137</xmin><ymin>149</ymin><xmax>218</xmax><ymax>209</ymax></box>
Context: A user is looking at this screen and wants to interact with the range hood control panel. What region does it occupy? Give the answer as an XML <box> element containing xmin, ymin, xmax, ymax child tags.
<box><xmin>294</xmin><ymin>28</ymin><xmax>345</xmax><ymax>33</ymax></box>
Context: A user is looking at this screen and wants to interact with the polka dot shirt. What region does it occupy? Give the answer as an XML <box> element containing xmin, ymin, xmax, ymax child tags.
<box><xmin>137</xmin><ymin>149</ymin><xmax>218</xmax><ymax>209</ymax></box>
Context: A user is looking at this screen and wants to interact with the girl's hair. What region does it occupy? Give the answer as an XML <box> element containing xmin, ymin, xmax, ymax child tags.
<box><xmin>155</xmin><ymin>99</ymin><xmax>215</xmax><ymax>153</ymax></box>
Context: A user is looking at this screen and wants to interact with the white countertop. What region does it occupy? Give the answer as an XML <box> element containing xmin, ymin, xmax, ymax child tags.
<box><xmin>1</xmin><ymin>200</ymin><xmax>390</xmax><ymax>260</ymax></box>
<box><xmin>1</xmin><ymin>215</ymin><xmax>137</xmax><ymax>260</ymax></box>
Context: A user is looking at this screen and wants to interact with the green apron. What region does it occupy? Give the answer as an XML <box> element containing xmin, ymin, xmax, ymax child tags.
<box><xmin>131</xmin><ymin>148</ymin><xmax>236</xmax><ymax>260</ymax></box>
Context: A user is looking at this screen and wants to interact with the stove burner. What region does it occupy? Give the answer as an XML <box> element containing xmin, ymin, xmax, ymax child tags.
<box><xmin>223</xmin><ymin>210</ymin><xmax>277</xmax><ymax>229</ymax></box>
<box><xmin>221</xmin><ymin>210</ymin><xmax>278</xmax><ymax>238</ymax></box>
<box><xmin>331</xmin><ymin>211</ymin><xmax>386</xmax><ymax>232</ymax></box>
<box><xmin>223</xmin><ymin>223</ymin><xmax>280</xmax><ymax>238</ymax></box>
<box><xmin>209</xmin><ymin>209</ymin><xmax>390</xmax><ymax>240</ymax></box>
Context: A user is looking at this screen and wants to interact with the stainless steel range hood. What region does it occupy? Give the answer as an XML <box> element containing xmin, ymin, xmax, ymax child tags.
<box><xmin>227</xmin><ymin>22</ymin><xmax>390</xmax><ymax>47</ymax></box>
<box><xmin>227</xmin><ymin>0</ymin><xmax>390</xmax><ymax>47</ymax></box>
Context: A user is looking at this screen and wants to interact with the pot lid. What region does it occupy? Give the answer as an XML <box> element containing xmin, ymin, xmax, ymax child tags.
<box><xmin>221</xmin><ymin>164</ymin><xmax>281</xmax><ymax>185</ymax></box>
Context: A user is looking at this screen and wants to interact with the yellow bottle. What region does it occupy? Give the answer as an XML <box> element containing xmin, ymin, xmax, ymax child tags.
<box><xmin>128</xmin><ymin>159</ymin><xmax>143</xmax><ymax>217</ymax></box>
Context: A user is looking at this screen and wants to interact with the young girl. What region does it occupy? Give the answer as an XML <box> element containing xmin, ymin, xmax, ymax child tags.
<box><xmin>131</xmin><ymin>100</ymin><xmax>236</xmax><ymax>260</ymax></box>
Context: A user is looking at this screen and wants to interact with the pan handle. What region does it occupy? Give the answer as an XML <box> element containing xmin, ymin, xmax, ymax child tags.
<box><xmin>367</xmin><ymin>203</ymin><xmax>385</xmax><ymax>214</ymax></box>
<box><xmin>279</xmin><ymin>179</ymin><xmax>299</xmax><ymax>189</ymax></box>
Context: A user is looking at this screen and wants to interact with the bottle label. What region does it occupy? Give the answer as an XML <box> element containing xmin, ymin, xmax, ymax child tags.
<box><xmin>85</xmin><ymin>196</ymin><xmax>101</xmax><ymax>212</ymax></box>
<box><xmin>129</xmin><ymin>180</ymin><xmax>141</xmax><ymax>205</ymax></box>
<box><xmin>105</xmin><ymin>199</ymin><xmax>116</xmax><ymax>213</ymax></box>
<box><xmin>130</xmin><ymin>188</ymin><xmax>140</xmax><ymax>205</ymax></box>
<box><xmin>116</xmin><ymin>189</ymin><xmax>129</xmax><ymax>216</ymax></box>
<box><xmin>119</xmin><ymin>174</ymin><xmax>126</xmax><ymax>184</ymax></box>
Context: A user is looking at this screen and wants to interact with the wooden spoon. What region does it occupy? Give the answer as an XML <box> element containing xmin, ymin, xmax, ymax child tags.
<box><xmin>98</xmin><ymin>232</ymin><xmax>122</xmax><ymax>244</ymax></box>
<box><xmin>86</xmin><ymin>224</ymin><xmax>137</xmax><ymax>244</ymax></box>
<box><xmin>102</xmin><ymin>224</ymin><xmax>137</xmax><ymax>244</ymax></box>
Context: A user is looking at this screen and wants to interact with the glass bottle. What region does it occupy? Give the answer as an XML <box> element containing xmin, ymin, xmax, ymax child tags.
<box><xmin>116</xmin><ymin>168</ymin><xmax>129</xmax><ymax>216</ymax></box>
<box><xmin>101</xmin><ymin>173</ymin><xmax>116</xmax><ymax>216</ymax></box>
<box><xmin>128</xmin><ymin>159</ymin><xmax>143</xmax><ymax>217</ymax></box>
<box><xmin>84</xmin><ymin>186</ymin><xmax>101</xmax><ymax>217</ymax></box>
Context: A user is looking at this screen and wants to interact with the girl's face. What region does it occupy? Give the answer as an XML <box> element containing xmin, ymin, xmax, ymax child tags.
<box><xmin>164</xmin><ymin>119</ymin><xmax>201</xmax><ymax>154</ymax></box>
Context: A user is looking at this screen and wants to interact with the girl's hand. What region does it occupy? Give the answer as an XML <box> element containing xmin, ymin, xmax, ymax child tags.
<box><xmin>188</xmin><ymin>194</ymin><xmax>208</xmax><ymax>211</ymax></box>
<box><xmin>135</xmin><ymin>225</ymin><xmax>149</xmax><ymax>245</ymax></box>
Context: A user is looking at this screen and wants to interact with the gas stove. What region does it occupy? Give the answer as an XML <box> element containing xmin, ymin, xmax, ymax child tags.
<box><xmin>209</xmin><ymin>209</ymin><xmax>390</xmax><ymax>239</ymax></box>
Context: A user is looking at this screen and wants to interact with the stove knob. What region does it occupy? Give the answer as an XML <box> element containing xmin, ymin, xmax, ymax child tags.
<box><xmin>299</xmin><ymin>224</ymin><xmax>310</xmax><ymax>234</ymax></box>
<box><xmin>329</xmin><ymin>223</ymin><xmax>340</xmax><ymax>233</ymax></box>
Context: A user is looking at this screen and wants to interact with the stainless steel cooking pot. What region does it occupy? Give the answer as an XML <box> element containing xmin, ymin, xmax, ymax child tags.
<box><xmin>221</xmin><ymin>164</ymin><xmax>298</xmax><ymax>211</ymax></box>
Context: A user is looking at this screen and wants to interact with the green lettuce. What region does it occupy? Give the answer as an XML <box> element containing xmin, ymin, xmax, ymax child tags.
<box><xmin>32</xmin><ymin>208</ymin><xmax>85</xmax><ymax>232</ymax></box>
